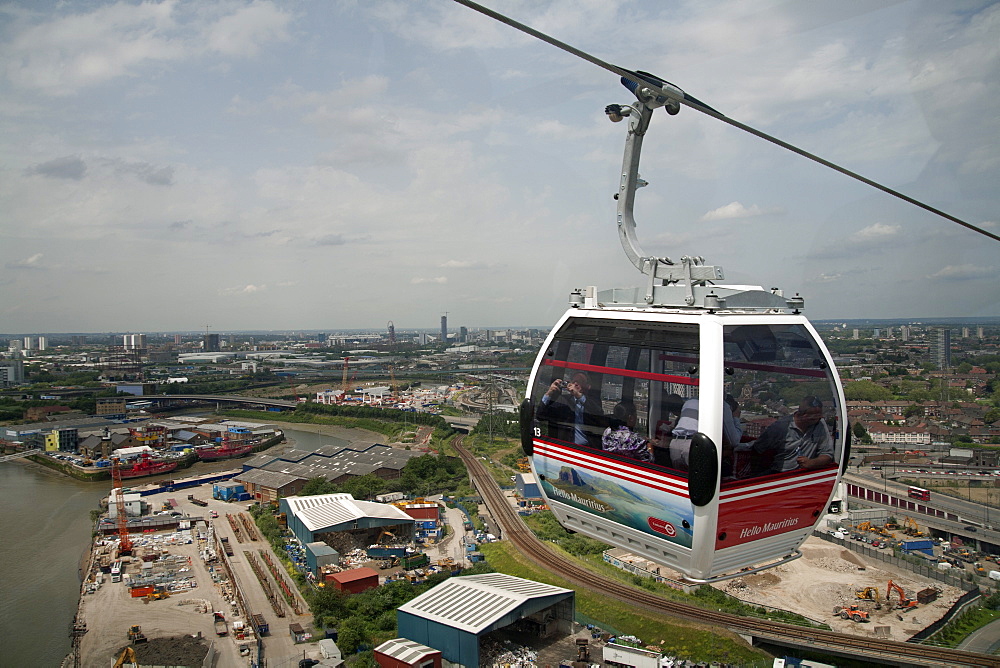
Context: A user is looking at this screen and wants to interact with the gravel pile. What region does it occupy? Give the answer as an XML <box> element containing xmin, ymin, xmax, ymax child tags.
<box><xmin>118</xmin><ymin>635</ymin><xmax>210</xmax><ymax>667</ymax></box>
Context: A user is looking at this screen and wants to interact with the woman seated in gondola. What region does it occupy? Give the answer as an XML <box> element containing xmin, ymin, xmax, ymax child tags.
<box><xmin>602</xmin><ymin>399</ymin><xmax>656</xmax><ymax>462</ymax></box>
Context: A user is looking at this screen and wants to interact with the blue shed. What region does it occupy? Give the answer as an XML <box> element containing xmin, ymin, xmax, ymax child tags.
<box><xmin>305</xmin><ymin>541</ymin><xmax>339</xmax><ymax>574</ymax></box>
<box><xmin>213</xmin><ymin>481</ymin><xmax>246</xmax><ymax>501</ymax></box>
<box><xmin>515</xmin><ymin>473</ymin><xmax>541</xmax><ymax>499</ymax></box>
<box><xmin>396</xmin><ymin>573</ymin><xmax>574</xmax><ymax>667</ymax></box>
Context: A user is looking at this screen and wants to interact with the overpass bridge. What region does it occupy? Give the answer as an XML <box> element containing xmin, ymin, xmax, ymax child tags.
<box><xmin>843</xmin><ymin>472</ymin><xmax>999</xmax><ymax>552</ymax></box>
<box><xmin>143</xmin><ymin>394</ymin><xmax>298</xmax><ymax>410</ymax></box>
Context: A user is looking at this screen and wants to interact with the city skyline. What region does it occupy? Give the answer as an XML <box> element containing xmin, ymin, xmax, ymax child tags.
<box><xmin>2</xmin><ymin>1</ymin><xmax>998</xmax><ymax>332</ymax></box>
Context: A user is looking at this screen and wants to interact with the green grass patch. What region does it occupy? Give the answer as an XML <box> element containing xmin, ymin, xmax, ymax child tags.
<box><xmin>929</xmin><ymin>607</ymin><xmax>1000</xmax><ymax>648</ymax></box>
<box><xmin>220</xmin><ymin>408</ymin><xmax>411</xmax><ymax>440</ymax></box>
<box><xmin>478</xmin><ymin>541</ymin><xmax>771</xmax><ymax>665</ymax></box>
<box><xmin>926</xmin><ymin>592</ymin><xmax>1000</xmax><ymax>648</ymax></box>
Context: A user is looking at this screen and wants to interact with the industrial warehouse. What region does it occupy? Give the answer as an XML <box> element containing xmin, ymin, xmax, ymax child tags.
<box><xmin>234</xmin><ymin>442</ymin><xmax>423</xmax><ymax>502</ymax></box>
<box><xmin>393</xmin><ymin>573</ymin><xmax>576</xmax><ymax>667</ymax></box>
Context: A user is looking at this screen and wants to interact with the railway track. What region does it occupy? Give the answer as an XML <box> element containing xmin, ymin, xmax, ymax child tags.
<box><xmin>452</xmin><ymin>437</ymin><xmax>1000</xmax><ymax>667</ymax></box>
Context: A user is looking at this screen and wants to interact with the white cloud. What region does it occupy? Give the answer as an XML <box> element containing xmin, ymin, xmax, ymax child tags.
<box><xmin>411</xmin><ymin>277</ymin><xmax>447</xmax><ymax>285</ymax></box>
<box><xmin>850</xmin><ymin>223</ymin><xmax>901</xmax><ymax>242</ymax></box>
<box><xmin>2</xmin><ymin>1</ymin><xmax>292</xmax><ymax>96</ymax></box>
<box><xmin>219</xmin><ymin>284</ymin><xmax>265</xmax><ymax>296</ymax></box>
<box><xmin>701</xmin><ymin>202</ymin><xmax>780</xmax><ymax>221</ymax></box>
<box><xmin>6</xmin><ymin>253</ymin><xmax>45</xmax><ymax>269</ymax></box>
<box><xmin>927</xmin><ymin>265</ymin><xmax>995</xmax><ymax>281</ymax></box>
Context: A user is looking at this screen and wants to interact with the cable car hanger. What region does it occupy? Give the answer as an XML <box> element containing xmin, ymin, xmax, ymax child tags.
<box><xmin>452</xmin><ymin>0</ymin><xmax>1000</xmax><ymax>248</ymax></box>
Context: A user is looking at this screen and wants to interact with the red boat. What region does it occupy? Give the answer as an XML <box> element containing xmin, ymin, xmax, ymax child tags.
<box><xmin>117</xmin><ymin>451</ymin><xmax>178</xmax><ymax>479</ymax></box>
<box><xmin>196</xmin><ymin>426</ymin><xmax>256</xmax><ymax>461</ymax></box>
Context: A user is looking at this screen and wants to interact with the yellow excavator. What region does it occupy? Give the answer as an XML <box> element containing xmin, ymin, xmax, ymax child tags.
<box><xmin>114</xmin><ymin>646</ymin><xmax>138</xmax><ymax>668</ymax></box>
<box><xmin>856</xmin><ymin>586</ymin><xmax>883</xmax><ymax>609</ymax></box>
<box><xmin>902</xmin><ymin>516</ymin><xmax>923</xmax><ymax>537</ymax></box>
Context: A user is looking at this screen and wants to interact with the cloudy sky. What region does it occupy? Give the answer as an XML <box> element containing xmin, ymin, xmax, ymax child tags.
<box><xmin>1</xmin><ymin>0</ymin><xmax>998</xmax><ymax>334</ymax></box>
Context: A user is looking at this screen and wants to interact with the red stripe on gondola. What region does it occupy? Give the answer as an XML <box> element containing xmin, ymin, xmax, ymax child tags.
<box><xmin>657</xmin><ymin>353</ymin><xmax>828</xmax><ymax>378</ymax></box>
<box><xmin>534</xmin><ymin>439</ymin><xmax>689</xmax><ymax>497</ymax></box>
<box><xmin>542</xmin><ymin>358</ymin><xmax>699</xmax><ymax>386</ymax></box>
<box><xmin>720</xmin><ymin>465</ymin><xmax>840</xmax><ymax>493</ymax></box>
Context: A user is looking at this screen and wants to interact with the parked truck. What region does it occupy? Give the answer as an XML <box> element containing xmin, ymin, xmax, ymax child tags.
<box><xmin>214</xmin><ymin>612</ymin><xmax>228</xmax><ymax>636</ymax></box>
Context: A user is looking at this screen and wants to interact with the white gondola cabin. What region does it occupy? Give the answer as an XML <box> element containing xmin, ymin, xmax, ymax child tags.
<box><xmin>519</xmin><ymin>72</ymin><xmax>848</xmax><ymax>582</ymax></box>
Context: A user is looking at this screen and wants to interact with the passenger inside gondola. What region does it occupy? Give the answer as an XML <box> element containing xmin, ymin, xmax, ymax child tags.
<box><xmin>602</xmin><ymin>400</ymin><xmax>656</xmax><ymax>462</ymax></box>
<box><xmin>535</xmin><ymin>371</ymin><xmax>607</xmax><ymax>448</ymax></box>
<box><xmin>735</xmin><ymin>396</ymin><xmax>835</xmax><ymax>476</ymax></box>
<box><xmin>665</xmin><ymin>394</ymin><xmax>743</xmax><ymax>472</ymax></box>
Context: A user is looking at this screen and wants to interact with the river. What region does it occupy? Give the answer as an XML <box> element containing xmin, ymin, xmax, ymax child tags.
<box><xmin>0</xmin><ymin>424</ymin><xmax>351</xmax><ymax>667</ymax></box>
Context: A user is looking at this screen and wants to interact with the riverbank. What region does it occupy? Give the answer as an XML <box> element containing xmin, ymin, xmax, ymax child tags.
<box><xmin>18</xmin><ymin>431</ymin><xmax>286</xmax><ymax>483</ymax></box>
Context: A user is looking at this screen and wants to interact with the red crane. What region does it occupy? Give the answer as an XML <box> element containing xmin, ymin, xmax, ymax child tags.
<box><xmin>111</xmin><ymin>459</ymin><xmax>133</xmax><ymax>555</ymax></box>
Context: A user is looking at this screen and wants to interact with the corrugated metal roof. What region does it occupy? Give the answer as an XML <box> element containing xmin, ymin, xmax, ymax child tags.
<box><xmin>374</xmin><ymin>638</ymin><xmax>439</xmax><ymax>663</ymax></box>
<box><xmin>396</xmin><ymin>573</ymin><xmax>573</xmax><ymax>634</ymax></box>
<box><xmin>331</xmin><ymin>567</ymin><xmax>379</xmax><ymax>583</ymax></box>
<box><xmin>235</xmin><ymin>468</ymin><xmax>300</xmax><ymax>489</ymax></box>
<box><xmin>284</xmin><ymin>493</ymin><xmax>413</xmax><ymax>532</ymax></box>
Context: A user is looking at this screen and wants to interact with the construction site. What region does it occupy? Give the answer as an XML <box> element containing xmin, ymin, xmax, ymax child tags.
<box><xmin>716</xmin><ymin>534</ymin><xmax>966</xmax><ymax>642</ymax></box>
<box><xmin>68</xmin><ymin>447</ymin><xmax>477</xmax><ymax>668</ymax></box>
<box><xmin>69</xmin><ymin>489</ymin><xmax>318</xmax><ymax>668</ymax></box>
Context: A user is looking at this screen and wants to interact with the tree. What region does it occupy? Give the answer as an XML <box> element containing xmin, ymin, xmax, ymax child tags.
<box><xmin>986</xmin><ymin>407</ymin><xmax>1000</xmax><ymax>425</ymax></box>
<box><xmin>843</xmin><ymin>380</ymin><xmax>893</xmax><ymax>402</ymax></box>
<box><xmin>903</xmin><ymin>405</ymin><xmax>924</xmax><ymax>419</ymax></box>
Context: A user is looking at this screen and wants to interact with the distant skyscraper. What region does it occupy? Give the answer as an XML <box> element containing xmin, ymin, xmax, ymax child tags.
<box><xmin>203</xmin><ymin>333</ymin><xmax>221</xmax><ymax>352</ymax></box>
<box><xmin>872</xmin><ymin>328</ymin><xmax>880</xmax><ymax>338</ymax></box>
<box><xmin>37</xmin><ymin>336</ymin><xmax>47</xmax><ymax>351</ymax></box>
<box><xmin>978</xmin><ymin>326</ymin><xmax>985</xmax><ymax>339</ymax></box>
<box><xmin>459</xmin><ymin>326</ymin><xmax>468</xmax><ymax>343</ymax></box>
<box><xmin>123</xmin><ymin>334</ymin><xmax>147</xmax><ymax>350</ymax></box>
<box><xmin>900</xmin><ymin>326</ymin><xmax>910</xmax><ymax>342</ymax></box>
<box><xmin>440</xmin><ymin>315</ymin><xmax>448</xmax><ymax>343</ymax></box>
<box><xmin>0</xmin><ymin>359</ymin><xmax>25</xmax><ymax>386</ymax></box>
<box><xmin>23</xmin><ymin>336</ymin><xmax>35</xmax><ymax>350</ymax></box>
<box><xmin>962</xmin><ymin>327</ymin><xmax>970</xmax><ymax>338</ymax></box>
<box><xmin>852</xmin><ymin>329</ymin><xmax>859</xmax><ymax>340</ymax></box>
<box><xmin>930</xmin><ymin>328</ymin><xmax>952</xmax><ymax>369</ymax></box>
<box><xmin>174</xmin><ymin>334</ymin><xmax>182</xmax><ymax>345</ymax></box>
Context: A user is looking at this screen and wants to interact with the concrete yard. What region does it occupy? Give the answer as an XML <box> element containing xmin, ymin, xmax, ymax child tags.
<box><xmin>76</xmin><ymin>494</ymin><xmax>316</xmax><ymax>668</ymax></box>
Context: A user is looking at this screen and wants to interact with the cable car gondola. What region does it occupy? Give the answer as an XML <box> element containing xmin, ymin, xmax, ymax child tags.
<box><xmin>519</xmin><ymin>72</ymin><xmax>848</xmax><ymax>583</ymax></box>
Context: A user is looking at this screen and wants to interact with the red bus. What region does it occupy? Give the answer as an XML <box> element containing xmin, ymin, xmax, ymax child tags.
<box><xmin>908</xmin><ymin>486</ymin><xmax>930</xmax><ymax>501</ymax></box>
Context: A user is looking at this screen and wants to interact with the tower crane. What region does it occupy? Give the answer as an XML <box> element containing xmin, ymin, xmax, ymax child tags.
<box><xmin>342</xmin><ymin>356</ymin><xmax>351</xmax><ymax>399</ymax></box>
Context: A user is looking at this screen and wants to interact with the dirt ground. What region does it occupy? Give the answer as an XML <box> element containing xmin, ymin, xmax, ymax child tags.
<box><xmin>713</xmin><ymin>535</ymin><xmax>963</xmax><ymax>641</ymax></box>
